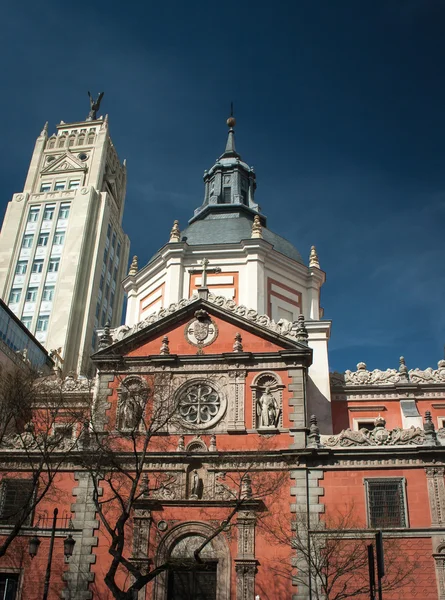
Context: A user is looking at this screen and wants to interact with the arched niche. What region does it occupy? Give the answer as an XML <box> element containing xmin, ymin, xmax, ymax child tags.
<box><xmin>116</xmin><ymin>375</ymin><xmax>149</xmax><ymax>432</ymax></box>
<box><xmin>251</xmin><ymin>371</ymin><xmax>284</xmax><ymax>430</ymax></box>
<box><xmin>154</xmin><ymin>521</ymin><xmax>231</xmax><ymax>600</ymax></box>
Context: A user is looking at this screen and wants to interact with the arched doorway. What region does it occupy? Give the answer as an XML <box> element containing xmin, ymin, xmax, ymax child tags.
<box><xmin>154</xmin><ymin>522</ymin><xmax>231</xmax><ymax>600</ymax></box>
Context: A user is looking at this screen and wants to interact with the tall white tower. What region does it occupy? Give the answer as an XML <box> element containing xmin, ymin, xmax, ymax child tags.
<box><xmin>0</xmin><ymin>99</ymin><xmax>130</xmax><ymax>375</ymax></box>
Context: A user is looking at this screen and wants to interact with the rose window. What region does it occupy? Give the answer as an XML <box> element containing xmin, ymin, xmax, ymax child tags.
<box><xmin>178</xmin><ymin>382</ymin><xmax>223</xmax><ymax>428</ymax></box>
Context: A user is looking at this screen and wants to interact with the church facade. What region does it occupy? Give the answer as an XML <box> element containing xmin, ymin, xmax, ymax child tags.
<box><xmin>0</xmin><ymin>109</ymin><xmax>444</xmax><ymax>600</ymax></box>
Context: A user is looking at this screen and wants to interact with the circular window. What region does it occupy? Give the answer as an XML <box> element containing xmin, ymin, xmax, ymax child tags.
<box><xmin>46</xmin><ymin>156</ymin><xmax>56</xmax><ymax>163</ymax></box>
<box><xmin>78</xmin><ymin>153</ymin><xmax>88</xmax><ymax>161</ymax></box>
<box><xmin>177</xmin><ymin>381</ymin><xmax>225</xmax><ymax>429</ymax></box>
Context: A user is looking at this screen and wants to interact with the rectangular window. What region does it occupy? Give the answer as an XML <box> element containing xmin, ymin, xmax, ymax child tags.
<box><xmin>110</xmin><ymin>291</ymin><xmax>115</xmax><ymax>309</ymax></box>
<box><xmin>54</xmin><ymin>181</ymin><xmax>66</xmax><ymax>191</ymax></box>
<box><xmin>113</xmin><ymin>266</ymin><xmax>118</xmax><ymax>282</ymax></box>
<box><xmin>91</xmin><ymin>330</ymin><xmax>97</xmax><ymax>350</ymax></box>
<box><xmin>366</xmin><ymin>478</ymin><xmax>407</xmax><ymax>528</ymax></box>
<box><xmin>117</xmin><ymin>241</ymin><xmax>121</xmax><ymax>258</ymax></box>
<box><xmin>9</xmin><ymin>289</ymin><xmax>21</xmax><ymax>304</ymax></box>
<box><xmin>43</xmin><ymin>206</ymin><xmax>55</xmax><ymax>220</ymax></box>
<box><xmin>26</xmin><ymin>287</ymin><xmax>38</xmax><ymax>302</ymax></box>
<box><xmin>37</xmin><ymin>233</ymin><xmax>49</xmax><ymax>247</ymax></box>
<box><xmin>15</xmin><ymin>262</ymin><xmax>27</xmax><ymax>275</ymax></box>
<box><xmin>21</xmin><ymin>316</ymin><xmax>32</xmax><ymax>329</ymax></box>
<box><xmin>32</xmin><ymin>260</ymin><xmax>44</xmax><ymax>274</ymax></box>
<box><xmin>42</xmin><ymin>286</ymin><xmax>54</xmax><ymax>302</ymax></box>
<box><xmin>101</xmin><ymin>309</ymin><xmax>106</xmax><ymax>326</ymax></box>
<box><xmin>53</xmin><ymin>232</ymin><xmax>65</xmax><ymax>245</ymax></box>
<box><xmin>68</xmin><ymin>179</ymin><xmax>80</xmax><ymax>190</ymax></box>
<box><xmin>48</xmin><ymin>258</ymin><xmax>60</xmax><ymax>273</ymax></box>
<box><xmin>112</xmin><ymin>232</ymin><xmax>116</xmax><ymax>248</ymax></box>
<box><xmin>36</xmin><ymin>316</ymin><xmax>49</xmax><ymax>332</ymax></box>
<box><xmin>0</xmin><ymin>479</ymin><xmax>35</xmax><ymax>525</ymax></box>
<box><xmin>103</xmin><ymin>248</ymin><xmax>108</xmax><ymax>263</ymax></box>
<box><xmin>40</xmin><ymin>182</ymin><xmax>51</xmax><ymax>192</ymax></box>
<box><xmin>0</xmin><ymin>573</ymin><xmax>19</xmax><ymax>599</ymax></box>
<box><xmin>107</xmin><ymin>224</ymin><xmax>112</xmax><ymax>239</ymax></box>
<box><xmin>28</xmin><ymin>208</ymin><xmax>40</xmax><ymax>222</ymax></box>
<box><xmin>105</xmin><ymin>283</ymin><xmax>110</xmax><ymax>300</ymax></box>
<box><xmin>99</xmin><ymin>274</ymin><xmax>104</xmax><ymax>291</ymax></box>
<box><xmin>59</xmin><ymin>204</ymin><xmax>70</xmax><ymax>219</ymax></box>
<box><xmin>223</xmin><ymin>187</ymin><xmax>231</xmax><ymax>203</ymax></box>
<box><xmin>22</xmin><ymin>235</ymin><xmax>33</xmax><ymax>248</ymax></box>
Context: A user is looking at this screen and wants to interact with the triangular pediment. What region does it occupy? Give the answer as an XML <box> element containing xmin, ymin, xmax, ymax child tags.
<box><xmin>93</xmin><ymin>295</ymin><xmax>312</xmax><ymax>365</ymax></box>
<box><xmin>41</xmin><ymin>152</ymin><xmax>87</xmax><ymax>175</ymax></box>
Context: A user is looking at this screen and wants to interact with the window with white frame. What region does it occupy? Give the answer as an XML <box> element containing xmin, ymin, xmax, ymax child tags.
<box><xmin>58</xmin><ymin>204</ymin><xmax>70</xmax><ymax>219</ymax></box>
<box><xmin>37</xmin><ymin>233</ymin><xmax>49</xmax><ymax>247</ymax></box>
<box><xmin>42</xmin><ymin>286</ymin><xmax>54</xmax><ymax>302</ymax></box>
<box><xmin>53</xmin><ymin>232</ymin><xmax>65</xmax><ymax>246</ymax></box>
<box><xmin>43</xmin><ymin>206</ymin><xmax>55</xmax><ymax>221</ymax></box>
<box><xmin>15</xmin><ymin>262</ymin><xmax>27</xmax><ymax>275</ymax></box>
<box><xmin>28</xmin><ymin>208</ymin><xmax>40</xmax><ymax>222</ymax></box>
<box><xmin>31</xmin><ymin>260</ymin><xmax>44</xmax><ymax>274</ymax></box>
<box><xmin>48</xmin><ymin>258</ymin><xmax>60</xmax><ymax>273</ymax></box>
<box><xmin>68</xmin><ymin>179</ymin><xmax>80</xmax><ymax>190</ymax></box>
<box><xmin>36</xmin><ymin>316</ymin><xmax>49</xmax><ymax>332</ymax></box>
<box><xmin>21</xmin><ymin>316</ymin><xmax>32</xmax><ymax>329</ymax></box>
<box><xmin>22</xmin><ymin>235</ymin><xmax>34</xmax><ymax>248</ymax></box>
<box><xmin>26</xmin><ymin>287</ymin><xmax>38</xmax><ymax>302</ymax></box>
<box><xmin>40</xmin><ymin>182</ymin><xmax>51</xmax><ymax>192</ymax></box>
<box><xmin>365</xmin><ymin>478</ymin><xmax>407</xmax><ymax>528</ymax></box>
<box><xmin>9</xmin><ymin>289</ymin><xmax>21</xmax><ymax>303</ymax></box>
<box><xmin>54</xmin><ymin>181</ymin><xmax>66</xmax><ymax>191</ymax></box>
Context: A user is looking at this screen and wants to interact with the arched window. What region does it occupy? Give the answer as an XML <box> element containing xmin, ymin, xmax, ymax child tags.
<box><xmin>68</xmin><ymin>136</ymin><xmax>75</xmax><ymax>147</ymax></box>
<box><xmin>77</xmin><ymin>135</ymin><xmax>85</xmax><ymax>146</ymax></box>
<box><xmin>57</xmin><ymin>136</ymin><xmax>66</xmax><ymax>148</ymax></box>
<box><xmin>47</xmin><ymin>137</ymin><xmax>56</xmax><ymax>149</ymax></box>
<box><xmin>87</xmin><ymin>132</ymin><xmax>95</xmax><ymax>144</ymax></box>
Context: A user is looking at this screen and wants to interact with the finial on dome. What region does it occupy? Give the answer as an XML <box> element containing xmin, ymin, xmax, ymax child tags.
<box><xmin>128</xmin><ymin>256</ymin><xmax>138</xmax><ymax>276</ymax></box>
<box><xmin>309</xmin><ymin>245</ymin><xmax>320</xmax><ymax>269</ymax></box>
<box><xmin>251</xmin><ymin>215</ymin><xmax>262</xmax><ymax>239</ymax></box>
<box><xmin>227</xmin><ymin>101</ymin><xmax>236</xmax><ymax>128</ymax></box>
<box><xmin>169</xmin><ymin>220</ymin><xmax>180</xmax><ymax>243</ymax></box>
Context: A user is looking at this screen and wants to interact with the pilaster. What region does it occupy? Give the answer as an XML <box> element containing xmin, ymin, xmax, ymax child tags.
<box><xmin>426</xmin><ymin>467</ymin><xmax>445</xmax><ymax>527</ymax></box>
<box><xmin>235</xmin><ymin>510</ymin><xmax>258</xmax><ymax>600</ymax></box>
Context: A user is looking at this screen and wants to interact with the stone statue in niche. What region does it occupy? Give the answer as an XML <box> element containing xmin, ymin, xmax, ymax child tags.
<box><xmin>257</xmin><ymin>384</ymin><xmax>279</xmax><ymax>428</ymax></box>
<box><xmin>121</xmin><ymin>396</ymin><xmax>144</xmax><ymax>430</ymax></box>
<box><xmin>118</xmin><ymin>379</ymin><xmax>147</xmax><ymax>431</ymax></box>
<box><xmin>189</xmin><ymin>470</ymin><xmax>201</xmax><ymax>499</ymax></box>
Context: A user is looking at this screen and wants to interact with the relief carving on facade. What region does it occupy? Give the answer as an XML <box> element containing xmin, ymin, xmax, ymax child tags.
<box><xmin>331</xmin><ymin>359</ymin><xmax>445</xmax><ymax>387</ymax></box>
<box><xmin>322</xmin><ymin>416</ymin><xmax>425</xmax><ymax>447</ymax></box>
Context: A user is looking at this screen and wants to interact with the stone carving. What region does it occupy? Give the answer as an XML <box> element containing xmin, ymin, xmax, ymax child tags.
<box><xmin>233</xmin><ymin>332</ymin><xmax>243</xmax><ymax>353</ymax></box>
<box><xmin>331</xmin><ymin>359</ymin><xmax>445</xmax><ymax>387</ymax></box>
<box><xmin>307</xmin><ymin>414</ymin><xmax>321</xmax><ymax>448</ymax></box>
<box><xmin>185</xmin><ymin>309</ymin><xmax>218</xmax><ymax>349</ymax></box>
<box><xmin>117</xmin><ymin>377</ymin><xmax>148</xmax><ymax>431</ymax></box>
<box><xmin>176</xmin><ymin>435</ymin><xmax>185</xmax><ymax>451</ymax></box>
<box><xmin>128</xmin><ymin>255</ymin><xmax>138</xmax><ymax>276</ymax></box>
<box><xmin>185</xmin><ymin>436</ymin><xmax>208</xmax><ymax>452</ymax></box>
<box><xmin>215</xmin><ymin>472</ymin><xmax>236</xmax><ymax>500</ymax></box>
<box><xmin>251</xmin><ymin>215</ymin><xmax>262</xmax><ymax>239</ymax></box>
<box><xmin>189</xmin><ymin>470</ymin><xmax>200</xmax><ymax>499</ymax></box>
<box><xmin>169</xmin><ymin>220</ymin><xmax>180</xmax><ymax>243</ymax></box>
<box><xmin>159</xmin><ymin>336</ymin><xmax>170</xmax><ymax>355</ymax></box>
<box><xmin>256</xmin><ymin>384</ymin><xmax>279</xmax><ymax>428</ymax></box>
<box><xmin>309</xmin><ymin>245</ymin><xmax>320</xmax><ymax>269</ymax></box>
<box><xmin>209</xmin><ymin>434</ymin><xmax>217</xmax><ymax>452</ymax></box>
<box><xmin>322</xmin><ymin>416</ymin><xmax>425</xmax><ymax>447</ymax></box>
<box><xmin>178</xmin><ymin>382</ymin><xmax>222</xmax><ymax>428</ymax></box>
<box><xmin>153</xmin><ymin>474</ymin><xmax>178</xmax><ymax>500</ymax></box>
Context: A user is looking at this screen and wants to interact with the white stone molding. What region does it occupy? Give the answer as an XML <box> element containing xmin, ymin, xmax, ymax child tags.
<box><xmin>426</xmin><ymin>467</ymin><xmax>445</xmax><ymax>527</ymax></box>
<box><xmin>227</xmin><ymin>369</ymin><xmax>247</xmax><ymax>432</ymax></box>
<box><xmin>235</xmin><ymin>510</ymin><xmax>257</xmax><ymax>600</ymax></box>
<box><xmin>332</xmin><ymin>359</ymin><xmax>445</xmax><ymax>387</ymax></box>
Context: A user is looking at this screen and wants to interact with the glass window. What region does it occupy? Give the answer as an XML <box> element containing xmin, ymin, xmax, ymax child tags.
<box><xmin>103</xmin><ymin>248</ymin><xmax>108</xmax><ymax>263</ymax></box>
<box><xmin>112</xmin><ymin>232</ymin><xmax>116</xmax><ymax>248</ymax></box>
<box><xmin>95</xmin><ymin>302</ymin><xmax>101</xmax><ymax>318</ymax></box>
<box><xmin>48</xmin><ymin>258</ymin><xmax>60</xmax><ymax>273</ymax></box>
<box><xmin>36</xmin><ymin>316</ymin><xmax>49</xmax><ymax>332</ymax></box>
<box><xmin>15</xmin><ymin>262</ymin><xmax>27</xmax><ymax>275</ymax></box>
<box><xmin>43</xmin><ymin>206</ymin><xmax>55</xmax><ymax>220</ymax></box>
<box><xmin>22</xmin><ymin>235</ymin><xmax>34</xmax><ymax>248</ymax></box>
<box><xmin>117</xmin><ymin>241</ymin><xmax>121</xmax><ymax>257</ymax></box>
<box><xmin>59</xmin><ymin>204</ymin><xmax>70</xmax><ymax>219</ymax></box>
<box><xmin>54</xmin><ymin>181</ymin><xmax>66</xmax><ymax>191</ymax></box>
<box><xmin>105</xmin><ymin>283</ymin><xmax>110</xmax><ymax>300</ymax></box>
<box><xmin>110</xmin><ymin>291</ymin><xmax>115</xmax><ymax>309</ymax></box>
<box><xmin>113</xmin><ymin>266</ymin><xmax>118</xmax><ymax>282</ymax></box>
<box><xmin>68</xmin><ymin>137</ymin><xmax>75</xmax><ymax>147</ymax></box>
<box><xmin>9</xmin><ymin>289</ymin><xmax>21</xmax><ymax>303</ymax></box>
<box><xmin>68</xmin><ymin>180</ymin><xmax>80</xmax><ymax>190</ymax></box>
<box><xmin>42</xmin><ymin>286</ymin><xmax>54</xmax><ymax>302</ymax></box>
<box><xmin>0</xmin><ymin>479</ymin><xmax>35</xmax><ymax>526</ymax></box>
<box><xmin>53</xmin><ymin>232</ymin><xmax>65</xmax><ymax>245</ymax></box>
<box><xmin>21</xmin><ymin>316</ymin><xmax>32</xmax><ymax>329</ymax></box>
<box><xmin>28</xmin><ymin>208</ymin><xmax>40</xmax><ymax>222</ymax></box>
<box><xmin>91</xmin><ymin>330</ymin><xmax>97</xmax><ymax>350</ymax></box>
<box><xmin>40</xmin><ymin>182</ymin><xmax>51</xmax><ymax>192</ymax></box>
<box><xmin>107</xmin><ymin>224</ymin><xmax>112</xmax><ymax>239</ymax></box>
<box><xmin>57</xmin><ymin>137</ymin><xmax>65</xmax><ymax>148</ymax></box>
<box><xmin>99</xmin><ymin>274</ymin><xmax>104</xmax><ymax>291</ymax></box>
<box><xmin>366</xmin><ymin>478</ymin><xmax>407</xmax><ymax>528</ymax></box>
<box><xmin>37</xmin><ymin>233</ymin><xmax>49</xmax><ymax>247</ymax></box>
<box><xmin>32</xmin><ymin>260</ymin><xmax>44</xmax><ymax>274</ymax></box>
<box><xmin>101</xmin><ymin>309</ymin><xmax>106</xmax><ymax>326</ymax></box>
<box><xmin>26</xmin><ymin>287</ymin><xmax>38</xmax><ymax>302</ymax></box>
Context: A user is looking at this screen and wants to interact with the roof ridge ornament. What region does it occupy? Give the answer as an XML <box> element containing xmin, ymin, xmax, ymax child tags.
<box><xmin>128</xmin><ymin>256</ymin><xmax>138</xmax><ymax>276</ymax></box>
<box><xmin>309</xmin><ymin>245</ymin><xmax>320</xmax><ymax>269</ymax></box>
<box><xmin>169</xmin><ymin>220</ymin><xmax>181</xmax><ymax>243</ymax></box>
<box><xmin>86</xmin><ymin>91</ymin><xmax>104</xmax><ymax>121</ymax></box>
<box><xmin>251</xmin><ymin>215</ymin><xmax>263</xmax><ymax>239</ymax></box>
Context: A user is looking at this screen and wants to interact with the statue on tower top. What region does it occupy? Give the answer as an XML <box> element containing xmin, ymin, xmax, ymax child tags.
<box><xmin>87</xmin><ymin>91</ymin><xmax>104</xmax><ymax>121</ymax></box>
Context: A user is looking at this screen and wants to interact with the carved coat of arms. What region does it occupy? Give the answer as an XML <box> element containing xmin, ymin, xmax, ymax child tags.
<box><xmin>185</xmin><ymin>309</ymin><xmax>218</xmax><ymax>349</ymax></box>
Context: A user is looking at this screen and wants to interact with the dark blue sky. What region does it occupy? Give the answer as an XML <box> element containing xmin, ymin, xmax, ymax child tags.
<box><xmin>1</xmin><ymin>0</ymin><xmax>444</xmax><ymax>373</ymax></box>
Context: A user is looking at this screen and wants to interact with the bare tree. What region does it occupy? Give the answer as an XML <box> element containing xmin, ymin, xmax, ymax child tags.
<box><xmin>260</xmin><ymin>504</ymin><xmax>416</xmax><ymax>600</ymax></box>
<box><xmin>82</xmin><ymin>371</ymin><xmax>286</xmax><ymax>600</ymax></box>
<box><xmin>0</xmin><ymin>365</ymin><xmax>91</xmax><ymax>558</ymax></box>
